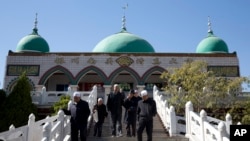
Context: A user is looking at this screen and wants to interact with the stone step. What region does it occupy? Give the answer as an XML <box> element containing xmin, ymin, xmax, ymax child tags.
<box><xmin>86</xmin><ymin>107</ymin><xmax>188</xmax><ymax>141</ymax></box>
<box><xmin>87</xmin><ymin>136</ymin><xmax>189</xmax><ymax>141</ymax></box>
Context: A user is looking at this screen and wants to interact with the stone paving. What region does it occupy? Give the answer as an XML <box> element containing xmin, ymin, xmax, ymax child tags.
<box><xmin>86</xmin><ymin>108</ymin><xmax>189</xmax><ymax>141</ymax></box>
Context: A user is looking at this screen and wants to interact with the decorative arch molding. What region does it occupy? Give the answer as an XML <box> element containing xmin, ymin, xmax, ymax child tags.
<box><xmin>75</xmin><ymin>66</ymin><xmax>108</xmax><ymax>84</ymax></box>
<box><xmin>38</xmin><ymin>65</ymin><xmax>75</xmax><ymax>85</ymax></box>
<box><xmin>6</xmin><ymin>77</ymin><xmax>35</xmax><ymax>92</ymax></box>
<box><xmin>108</xmin><ymin>66</ymin><xmax>141</xmax><ymax>85</ymax></box>
<box><xmin>141</xmin><ymin>66</ymin><xmax>166</xmax><ymax>82</ymax></box>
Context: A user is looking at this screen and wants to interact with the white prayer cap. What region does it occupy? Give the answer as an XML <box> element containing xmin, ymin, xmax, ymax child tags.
<box><xmin>98</xmin><ymin>98</ymin><xmax>103</xmax><ymax>102</ymax></box>
<box><xmin>73</xmin><ymin>92</ymin><xmax>81</xmax><ymax>97</ymax></box>
<box><xmin>141</xmin><ymin>90</ymin><xmax>148</xmax><ymax>97</ymax></box>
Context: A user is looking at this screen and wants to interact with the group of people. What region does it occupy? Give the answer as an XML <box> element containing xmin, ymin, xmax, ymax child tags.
<box><xmin>62</xmin><ymin>84</ymin><xmax>157</xmax><ymax>141</ymax></box>
<box><xmin>106</xmin><ymin>84</ymin><xmax>157</xmax><ymax>141</ymax></box>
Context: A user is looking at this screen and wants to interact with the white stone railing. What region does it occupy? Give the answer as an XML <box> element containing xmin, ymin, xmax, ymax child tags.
<box><xmin>153</xmin><ymin>85</ymin><xmax>231</xmax><ymax>141</ymax></box>
<box><xmin>0</xmin><ymin>111</ymin><xmax>71</xmax><ymax>141</ymax></box>
<box><xmin>0</xmin><ymin>85</ymin><xmax>97</xmax><ymax>141</ymax></box>
<box><xmin>185</xmin><ymin>101</ymin><xmax>231</xmax><ymax>141</ymax></box>
<box><xmin>31</xmin><ymin>87</ymin><xmax>93</xmax><ymax>106</ymax></box>
<box><xmin>153</xmin><ymin>86</ymin><xmax>178</xmax><ymax>136</ymax></box>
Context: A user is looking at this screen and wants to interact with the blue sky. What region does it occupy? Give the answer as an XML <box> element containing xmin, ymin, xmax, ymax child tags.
<box><xmin>0</xmin><ymin>1</ymin><xmax>250</xmax><ymax>90</ymax></box>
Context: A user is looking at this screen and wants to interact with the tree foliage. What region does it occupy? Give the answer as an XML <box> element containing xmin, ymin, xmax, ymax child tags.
<box><xmin>0</xmin><ymin>89</ymin><xmax>6</xmax><ymax>107</ymax></box>
<box><xmin>160</xmin><ymin>60</ymin><xmax>247</xmax><ymax>115</ymax></box>
<box><xmin>0</xmin><ymin>72</ymin><xmax>37</xmax><ymax>132</ymax></box>
<box><xmin>52</xmin><ymin>95</ymin><xmax>70</xmax><ymax>115</ymax></box>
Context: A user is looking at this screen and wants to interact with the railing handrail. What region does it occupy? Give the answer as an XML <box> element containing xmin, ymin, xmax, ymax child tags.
<box><xmin>0</xmin><ymin>85</ymin><xmax>97</xmax><ymax>141</ymax></box>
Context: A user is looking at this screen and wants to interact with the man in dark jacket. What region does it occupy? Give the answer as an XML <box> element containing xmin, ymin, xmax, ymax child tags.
<box><xmin>93</xmin><ymin>98</ymin><xmax>108</xmax><ymax>137</ymax></box>
<box><xmin>63</xmin><ymin>92</ymin><xmax>90</xmax><ymax>141</ymax></box>
<box><xmin>123</xmin><ymin>89</ymin><xmax>137</xmax><ymax>137</ymax></box>
<box><xmin>107</xmin><ymin>84</ymin><xmax>124</xmax><ymax>137</ymax></box>
<box><xmin>137</xmin><ymin>90</ymin><xmax>157</xmax><ymax>141</ymax></box>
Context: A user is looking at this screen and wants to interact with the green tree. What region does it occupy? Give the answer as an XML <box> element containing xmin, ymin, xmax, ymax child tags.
<box><xmin>0</xmin><ymin>89</ymin><xmax>6</xmax><ymax>107</ymax></box>
<box><xmin>0</xmin><ymin>72</ymin><xmax>37</xmax><ymax>132</ymax></box>
<box><xmin>160</xmin><ymin>60</ymin><xmax>246</xmax><ymax>115</ymax></box>
<box><xmin>52</xmin><ymin>95</ymin><xmax>70</xmax><ymax>115</ymax></box>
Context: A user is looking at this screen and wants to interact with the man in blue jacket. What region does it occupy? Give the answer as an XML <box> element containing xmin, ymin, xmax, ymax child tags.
<box><xmin>63</xmin><ymin>92</ymin><xmax>90</xmax><ymax>141</ymax></box>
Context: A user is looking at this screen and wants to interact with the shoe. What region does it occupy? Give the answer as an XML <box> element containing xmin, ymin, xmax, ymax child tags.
<box><xmin>117</xmin><ymin>133</ymin><xmax>123</xmax><ymax>137</ymax></box>
<box><xmin>111</xmin><ymin>135</ymin><xmax>115</xmax><ymax>138</ymax></box>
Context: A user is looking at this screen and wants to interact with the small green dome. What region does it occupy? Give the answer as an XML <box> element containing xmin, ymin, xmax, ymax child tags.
<box><xmin>196</xmin><ymin>31</ymin><xmax>229</xmax><ymax>53</ymax></box>
<box><xmin>16</xmin><ymin>28</ymin><xmax>50</xmax><ymax>53</ymax></box>
<box><xmin>92</xmin><ymin>30</ymin><xmax>155</xmax><ymax>53</ymax></box>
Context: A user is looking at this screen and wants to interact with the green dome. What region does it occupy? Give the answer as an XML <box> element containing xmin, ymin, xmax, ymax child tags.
<box><xmin>196</xmin><ymin>32</ymin><xmax>229</xmax><ymax>53</ymax></box>
<box><xmin>16</xmin><ymin>28</ymin><xmax>50</xmax><ymax>53</ymax></box>
<box><xmin>92</xmin><ymin>30</ymin><xmax>155</xmax><ymax>53</ymax></box>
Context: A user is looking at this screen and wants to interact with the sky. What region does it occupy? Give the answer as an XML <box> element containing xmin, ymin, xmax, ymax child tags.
<box><xmin>0</xmin><ymin>0</ymin><xmax>250</xmax><ymax>90</ymax></box>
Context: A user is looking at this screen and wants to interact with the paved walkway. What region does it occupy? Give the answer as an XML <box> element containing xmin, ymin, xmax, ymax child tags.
<box><xmin>86</xmin><ymin>108</ymin><xmax>188</xmax><ymax>141</ymax></box>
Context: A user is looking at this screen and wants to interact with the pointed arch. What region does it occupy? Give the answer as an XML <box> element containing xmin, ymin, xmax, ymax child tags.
<box><xmin>75</xmin><ymin>66</ymin><xmax>108</xmax><ymax>84</ymax></box>
<box><xmin>38</xmin><ymin>65</ymin><xmax>75</xmax><ymax>85</ymax></box>
<box><xmin>108</xmin><ymin>66</ymin><xmax>141</xmax><ymax>85</ymax></box>
<box><xmin>141</xmin><ymin>66</ymin><xmax>166</xmax><ymax>82</ymax></box>
<box><xmin>6</xmin><ymin>77</ymin><xmax>35</xmax><ymax>92</ymax></box>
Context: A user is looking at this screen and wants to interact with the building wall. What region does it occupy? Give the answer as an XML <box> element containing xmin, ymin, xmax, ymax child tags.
<box><xmin>4</xmin><ymin>52</ymin><xmax>239</xmax><ymax>92</ymax></box>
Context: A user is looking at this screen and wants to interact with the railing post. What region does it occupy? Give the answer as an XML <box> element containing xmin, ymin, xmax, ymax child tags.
<box><xmin>218</xmin><ymin>122</ymin><xmax>227</xmax><ymax>141</ymax></box>
<box><xmin>42</xmin><ymin>122</ymin><xmax>51</xmax><ymax>141</ymax></box>
<box><xmin>58</xmin><ymin>110</ymin><xmax>65</xmax><ymax>141</ymax></box>
<box><xmin>67</xmin><ymin>86</ymin><xmax>73</xmax><ymax>98</ymax></box>
<box><xmin>41</xmin><ymin>86</ymin><xmax>46</xmax><ymax>105</ymax></box>
<box><xmin>225</xmin><ymin>113</ymin><xmax>232</xmax><ymax>137</ymax></box>
<box><xmin>9</xmin><ymin>124</ymin><xmax>15</xmax><ymax>131</ymax></box>
<box><xmin>136</xmin><ymin>85</ymin><xmax>145</xmax><ymax>96</ymax></box>
<box><xmin>68</xmin><ymin>100</ymin><xmax>73</xmax><ymax>111</ymax></box>
<box><xmin>103</xmin><ymin>85</ymin><xmax>111</xmax><ymax>104</ymax></box>
<box><xmin>200</xmin><ymin>110</ymin><xmax>207</xmax><ymax>141</ymax></box>
<box><xmin>185</xmin><ymin>101</ymin><xmax>193</xmax><ymax>138</ymax></box>
<box><xmin>169</xmin><ymin>106</ymin><xmax>177</xmax><ymax>137</ymax></box>
<box><xmin>27</xmin><ymin>113</ymin><xmax>35</xmax><ymax>141</ymax></box>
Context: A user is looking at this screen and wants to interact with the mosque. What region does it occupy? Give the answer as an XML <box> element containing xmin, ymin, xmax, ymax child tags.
<box><xmin>3</xmin><ymin>14</ymin><xmax>240</xmax><ymax>98</ymax></box>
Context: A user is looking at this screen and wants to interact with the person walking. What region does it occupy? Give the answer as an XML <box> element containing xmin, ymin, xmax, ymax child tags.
<box><xmin>93</xmin><ymin>98</ymin><xmax>108</xmax><ymax>137</ymax></box>
<box><xmin>107</xmin><ymin>84</ymin><xmax>124</xmax><ymax>137</ymax></box>
<box><xmin>137</xmin><ymin>90</ymin><xmax>157</xmax><ymax>141</ymax></box>
<box><xmin>62</xmin><ymin>92</ymin><xmax>90</xmax><ymax>141</ymax></box>
<box><xmin>123</xmin><ymin>89</ymin><xmax>137</xmax><ymax>137</ymax></box>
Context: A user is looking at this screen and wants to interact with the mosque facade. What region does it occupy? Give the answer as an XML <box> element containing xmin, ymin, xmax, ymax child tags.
<box><xmin>3</xmin><ymin>15</ymin><xmax>240</xmax><ymax>97</ymax></box>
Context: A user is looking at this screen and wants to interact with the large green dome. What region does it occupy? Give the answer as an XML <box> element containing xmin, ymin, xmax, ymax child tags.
<box><xmin>16</xmin><ymin>28</ymin><xmax>50</xmax><ymax>53</ymax></box>
<box><xmin>92</xmin><ymin>30</ymin><xmax>155</xmax><ymax>53</ymax></box>
<box><xmin>196</xmin><ymin>31</ymin><xmax>229</xmax><ymax>53</ymax></box>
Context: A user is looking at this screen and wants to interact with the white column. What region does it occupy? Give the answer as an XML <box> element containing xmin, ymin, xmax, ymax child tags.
<box><xmin>69</xmin><ymin>85</ymin><xmax>78</xmax><ymax>99</ymax></box>
<box><xmin>35</xmin><ymin>85</ymin><xmax>44</xmax><ymax>91</ymax></box>
<box><xmin>200</xmin><ymin>110</ymin><xmax>207</xmax><ymax>141</ymax></box>
<box><xmin>225</xmin><ymin>113</ymin><xmax>232</xmax><ymax>137</ymax></box>
<box><xmin>169</xmin><ymin>106</ymin><xmax>177</xmax><ymax>137</ymax></box>
<box><xmin>136</xmin><ymin>85</ymin><xmax>145</xmax><ymax>95</ymax></box>
<box><xmin>185</xmin><ymin>101</ymin><xmax>193</xmax><ymax>138</ymax></box>
<box><xmin>27</xmin><ymin>113</ymin><xmax>35</xmax><ymax>141</ymax></box>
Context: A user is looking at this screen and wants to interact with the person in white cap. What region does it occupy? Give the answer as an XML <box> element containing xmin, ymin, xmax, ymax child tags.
<box><xmin>137</xmin><ymin>90</ymin><xmax>157</xmax><ymax>141</ymax></box>
<box><xmin>92</xmin><ymin>98</ymin><xmax>108</xmax><ymax>137</ymax></box>
<box><xmin>62</xmin><ymin>92</ymin><xmax>90</xmax><ymax>141</ymax></box>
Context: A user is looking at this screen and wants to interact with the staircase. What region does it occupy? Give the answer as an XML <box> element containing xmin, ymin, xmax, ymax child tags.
<box><xmin>87</xmin><ymin>109</ymin><xmax>188</xmax><ymax>141</ymax></box>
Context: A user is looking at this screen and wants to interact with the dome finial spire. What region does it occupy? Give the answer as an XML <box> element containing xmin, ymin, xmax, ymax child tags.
<box><xmin>207</xmin><ymin>16</ymin><xmax>213</xmax><ymax>34</ymax></box>
<box><xmin>32</xmin><ymin>13</ymin><xmax>38</xmax><ymax>34</ymax></box>
<box><xmin>121</xmin><ymin>3</ymin><xmax>128</xmax><ymax>31</ymax></box>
